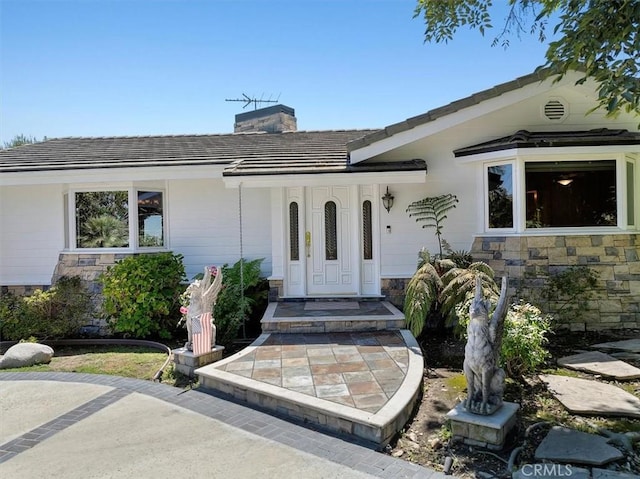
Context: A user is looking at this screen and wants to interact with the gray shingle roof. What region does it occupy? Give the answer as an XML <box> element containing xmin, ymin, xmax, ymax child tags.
<box><xmin>0</xmin><ymin>130</ymin><xmax>385</xmax><ymax>174</ymax></box>
<box><xmin>454</xmin><ymin>129</ymin><xmax>640</xmax><ymax>157</ymax></box>
<box><xmin>347</xmin><ymin>70</ymin><xmax>552</xmax><ymax>152</ymax></box>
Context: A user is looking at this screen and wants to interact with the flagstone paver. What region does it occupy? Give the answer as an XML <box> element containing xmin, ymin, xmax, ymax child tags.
<box><xmin>592</xmin><ymin>468</ymin><xmax>640</xmax><ymax>479</ymax></box>
<box><xmin>591</xmin><ymin>339</ymin><xmax>640</xmax><ymax>353</ymax></box>
<box><xmin>558</xmin><ymin>351</ymin><xmax>640</xmax><ymax>380</ymax></box>
<box><xmin>539</xmin><ymin>374</ymin><xmax>640</xmax><ymax>418</ymax></box>
<box><xmin>535</xmin><ymin>426</ymin><xmax>625</xmax><ymax>465</ymax></box>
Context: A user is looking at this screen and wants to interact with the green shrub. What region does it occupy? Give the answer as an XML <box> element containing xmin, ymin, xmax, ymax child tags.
<box><xmin>100</xmin><ymin>253</ymin><xmax>186</xmax><ymax>339</ymax></box>
<box><xmin>213</xmin><ymin>258</ymin><xmax>268</xmax><ymax>348</ymax></box>
<box><xmin>456</xmin><ymin>300</ymin><xmax>552</xmax><ymax>378</ymax></box>
<box><xmin>501</xmin><ymin>302</ymin><xmax>552</xmax><ymax>377</ymax></box>
<box><xmin>0</xmin><ymin>276</ymin><xmax>93</xmax><ymax>341</ymax></box>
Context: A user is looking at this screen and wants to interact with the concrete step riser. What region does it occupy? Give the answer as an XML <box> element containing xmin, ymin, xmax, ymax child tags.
<box><xmin>261</xmin><ymin>318</ymin><xmax>405</xmax><ymax>334</ymax></box>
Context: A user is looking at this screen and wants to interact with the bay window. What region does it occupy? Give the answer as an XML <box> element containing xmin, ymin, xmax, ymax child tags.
<box><xmin>483</xmin><ymin>157</ymin><xmax>637</xmax><ymax>232</ymax></box>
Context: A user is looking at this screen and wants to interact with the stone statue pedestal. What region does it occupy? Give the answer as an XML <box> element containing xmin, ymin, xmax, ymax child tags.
<box><xmin>446</xmin><ymin>401</ymin><xmax>519</xmax><ymax>450</ymax></box>
<box><xmin>172</xmin><ymin>346</ymin><xmax>224</xmax><ymax>378</ymax></box>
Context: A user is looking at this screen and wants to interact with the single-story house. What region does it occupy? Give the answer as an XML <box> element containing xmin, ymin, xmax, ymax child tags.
<box><xmin>1</xmin><ymin>70</ymin><xmax>638</xmax><ymax>331</ymax></box>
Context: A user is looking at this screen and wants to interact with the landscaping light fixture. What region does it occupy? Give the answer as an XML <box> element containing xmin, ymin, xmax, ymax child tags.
<box><xmin>381</xmin><ymin>187</ymin><xmax>394</xmax><ymax>213</ymax></box>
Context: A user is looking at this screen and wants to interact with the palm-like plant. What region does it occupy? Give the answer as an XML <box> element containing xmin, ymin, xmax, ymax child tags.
<box><xmin>404</xmin><ymin>249</ymin><xmax>500</xmax><ymax>337</ymax></box>
<box><xmin>78</xmin><ymin>215</ymin><xmax>128</xmax><ymax>248</ymax></box>
<box><xmin>404</xmin><ymin>261</ymin><xmax>443</xmax><ymax>337</ymax></box>
<box><xmin>406</xmin><ymin>194</ymin><xmax>459</xmax><ymax>257</ymax></box>
<box><xmin>440</xmin><ymin>262</ymin><xmax>499</xmax><ymax>328</ymax></box>
<box><xmin>404</xmin><ymin>249</ymin><xmax>455</xmax><ymax>336</ymax></box>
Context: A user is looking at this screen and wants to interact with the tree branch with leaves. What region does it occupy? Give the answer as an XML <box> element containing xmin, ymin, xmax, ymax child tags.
<box><xmin>414</xmin><ymin>0</ymin><xmax>640</xmax><ymax>122</ymax></box>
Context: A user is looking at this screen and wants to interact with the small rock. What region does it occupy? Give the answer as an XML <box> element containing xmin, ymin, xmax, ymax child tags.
<box><xmin>391</xmin><ymin>449</ymin><xmax>404</xmax><ymax>458</ymax></box>
<box><xmin>398</xmin><ymin>438</ymin><xmax>419</xmax><ymax>450</ymax></box>
<box><xmin>428</xmin><ymin>437</ymin><xmax>442</xmax><ymax>449</ymax></box>
<box><xmin>0</xmin><ymin>343</ymin><xmax>54</xmax><ymax>369</ymax></box>
<box><xmin>406</xmin><ymin>431</ymin><xmax>418</xmax><ymax>443</ymax></box>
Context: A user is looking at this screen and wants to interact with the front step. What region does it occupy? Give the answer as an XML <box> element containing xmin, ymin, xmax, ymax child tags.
<box><xmin>260</xmin><ymin>300</ymin><xmax>405</xmax><ymax>334</ymax></box>
<box><xmin>196</xmin><ymin>330</ymin><xmax>424</xmax><ymax>447</ymax></box>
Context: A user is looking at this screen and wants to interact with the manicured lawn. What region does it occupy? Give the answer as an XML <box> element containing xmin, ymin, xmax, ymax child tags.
<box><xmin>1</xmin><ymin>345</ymin><xmax>169</xmax><ymax>381</ymax></box>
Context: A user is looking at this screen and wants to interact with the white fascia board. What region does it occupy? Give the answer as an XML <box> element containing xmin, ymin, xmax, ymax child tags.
<box><xmin>455</xmin><ymin>145</ymin><xmax>639</xmax><ymax>164</ymax></box>
<box><xmin>222</xmin><ymin>170</ymin><xmax>426</xmax><ymax>189</ymax></box>
<box><xmin>0</xmin><ymin>164</ymin><xmax>226</xmax><ymax>186</ymax></box>
<box><xmin>349</xmin><ymin>78</ymin><xmax>573</xmax><ymax>164</ymax></box>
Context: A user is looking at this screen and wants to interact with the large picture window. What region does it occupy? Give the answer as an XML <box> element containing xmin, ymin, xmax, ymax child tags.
<box><xmin>76</xmin><ymin>191</ymin><xmax>129</xmax><ymax>248</ymax></box>
<box><xmin>525</xmin><ymin>161</ymin><xmax>616</xmax><ymax>228</ymax></box>
<box><xmin>72</xmin><ymin>189</ymin><xmax>164</xmax><ymax>249</ymax></box>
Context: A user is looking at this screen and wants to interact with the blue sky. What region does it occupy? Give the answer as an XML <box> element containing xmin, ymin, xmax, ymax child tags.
<box><xmin>0</xmin><ymin>0</ymin><xmax>553</xmax><ymax>144</ymax></box>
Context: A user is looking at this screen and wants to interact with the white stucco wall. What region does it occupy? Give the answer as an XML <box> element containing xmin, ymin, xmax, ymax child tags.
<box><xmin>0</xmin><ymin>184</ymin><xmax>65</xmax><ymax>285</ymax></box>
<box><xmin>167</xmin><ymin>178</ymin><xmax>272</xmax><ymax>281</ymax></box>
<box><xmin>0</xmin><ymin>179</ymin><xmax>272</xmax><ymax>287</ymax></box>
<box><xmin>372</xmin><ymin>79</ymin><xmax>639</xmax><ymax>280</ymax></box>
<box><xmin>379</xmin><ymin>160</ymin><xmax>477</xmax><ymax>279</ymax></box>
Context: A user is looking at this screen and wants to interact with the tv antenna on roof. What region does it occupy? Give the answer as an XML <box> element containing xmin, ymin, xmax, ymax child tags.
<box><xmin>225</xmin><ymin>93</ymin><xmax>280</xmax><ymax>110</ymax></box>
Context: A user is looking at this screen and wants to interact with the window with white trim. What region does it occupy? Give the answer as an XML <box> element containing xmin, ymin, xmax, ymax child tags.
<box><xmin>627</xmin><ymin>160</ymin><xmax>636</xmax><ymax>227</ymax></box>
<box><xmin>68</xmin><ymin>189</ymin><xmax>165</xmax><ymax>250</ymax></box>
<box><xmin>483</xmin><ymin>158</ymin><xmax>637</xmax><ymax>232</ymax></box>
<box><xmin>485</xmin><ymin>162</ymin><xmax>515</xmax><ymax>230</ymax></box>
<box><xmin>525</xmin><ymin>160</ymin><xmax>616</xmax><ymax>228</ymax></box>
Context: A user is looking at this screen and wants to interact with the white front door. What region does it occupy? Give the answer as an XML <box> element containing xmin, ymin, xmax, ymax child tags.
<box><xmin>306</xmin><ymin>186</ymin><xmax>357</xmax><ymax>295</ymax></box>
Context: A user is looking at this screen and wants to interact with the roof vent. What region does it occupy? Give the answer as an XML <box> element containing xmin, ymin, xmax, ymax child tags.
<box><xmin>543</xmin><ymin>98</ymin><xmax>568</xmax><ymax>122</ymax></box>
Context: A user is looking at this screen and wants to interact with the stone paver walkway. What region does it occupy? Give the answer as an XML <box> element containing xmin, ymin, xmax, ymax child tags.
<box><xmin>558</xmin><ymin>351</ymin><xmax>640</xmax><ymax>380</ymax></box>
<box><xmin>539</xmin><ymin>374</ymin><xmax>640</xmax><ymax>418</ymax></box>
<box><xmin>218</xmin><ymin>331</ymin><xmax>408</xmax><ymax>413</ymax></box>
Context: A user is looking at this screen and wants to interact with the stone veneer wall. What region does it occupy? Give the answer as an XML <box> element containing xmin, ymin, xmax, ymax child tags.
<box><xmin>381</xmin><ymin>278</ymin><xmax>411</xmax><ymax>310</ymax></box>
<box><xmin>51</xmin><ymin>252</ymin><xmax>134</xmax><ymax>332</ymax></box>
<box><xmin>50</xmin><ymin>253</ymin><xmax>132</xmax><ymax>290</ymax></box>
<box><xmin>470</xmin><ymin>234</ymin><xmax>639</xmax><ymax>331</ymax></box>
<box><xmin>268</xmin><ymin>279</ymin><xmax>284</xmax><ymax>302</ymax></box>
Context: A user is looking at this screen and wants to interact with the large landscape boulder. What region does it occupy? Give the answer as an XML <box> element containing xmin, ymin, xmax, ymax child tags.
<box><xmin>0</xmin><ymin>343</ymin><xmax>54</xmax><ymax>369</ymax></box>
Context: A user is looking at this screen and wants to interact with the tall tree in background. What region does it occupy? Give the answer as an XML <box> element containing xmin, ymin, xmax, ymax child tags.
<box><xmin>414</xmin><ymin>0</ymin><xmax>639</xmax><ymax>121</ymax></box>
<box><xmin>2</xmin><ymin>134</ymin><xmax>39</xmax><ymax>149</ymax></box>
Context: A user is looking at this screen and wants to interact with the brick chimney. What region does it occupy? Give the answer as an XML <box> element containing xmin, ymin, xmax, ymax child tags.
<box><xmin>234</xmin><ymin>104</ymin><xmax>297</xmax><ymax>133</ymax></box>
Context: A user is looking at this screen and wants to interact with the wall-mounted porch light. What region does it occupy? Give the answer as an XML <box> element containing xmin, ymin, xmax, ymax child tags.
<box><xmin>381</xmin><ymin>186</ymin><xmax>394</xmax><ymax>213</ymax></box>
